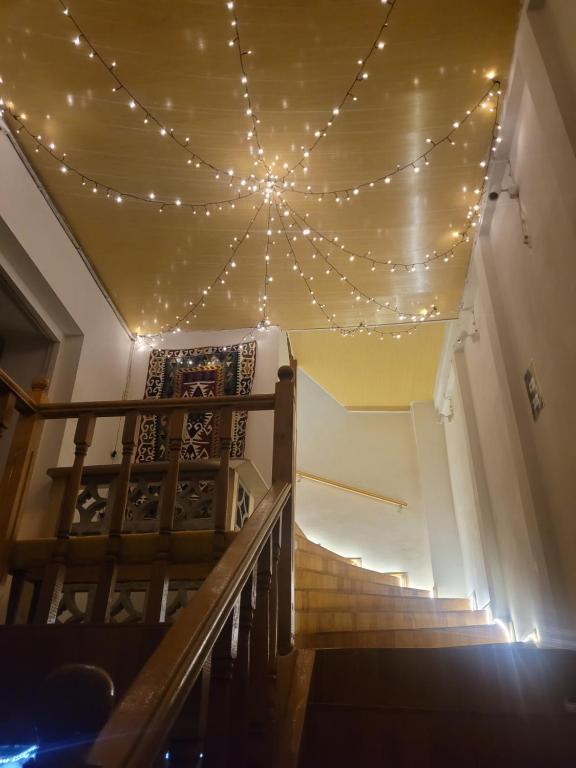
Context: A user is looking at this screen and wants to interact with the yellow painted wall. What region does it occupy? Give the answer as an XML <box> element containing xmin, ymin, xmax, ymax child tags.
<box><xmin>289</xmin><ymin>324</ymin><xmax>446</xmax><ymax>409</ymax></box>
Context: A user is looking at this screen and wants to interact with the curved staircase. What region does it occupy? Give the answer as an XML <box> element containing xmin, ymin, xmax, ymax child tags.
<box><xmin>294</xmin><ymin>528</ymin><xmax>507</xmax><ymax>649</ymax></box>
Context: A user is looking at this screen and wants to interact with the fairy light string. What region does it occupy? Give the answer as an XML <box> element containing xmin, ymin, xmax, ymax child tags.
<box><xmin>4</xmin><ymin>106</ymin><xmax>257</xmax><ymax>212</ymax></box>
<box><xmin>226</xmin><ymin>1</ymin><xmax>271</xmax><ymax>174</ymax></box>
<box><xmin>156</xmin><ymin>199</ymin><xmax>267</xmax><ymax>336</ymax></box>
<box><xmin>0</xmin><ymin>2</ymin><xmax>506</xmax><ymax>341</ymax></box>
<box><xmin>285</xmin><ymin>199</ymin><xmax>470</xmax><ymax>272</ymax></box>
<box><xmin>282</xmin><ymin>84</ymin><xmax>503</xmax><ymax>274</ymax></box>
<box><xmin>279</xmin><ymin>199</ymin><xmax>440</xmax><ymax>323</ymax></box>
<box><xmin>57</xmin><ymin>0</ymin><xmax>242</xmax><ymax>182</ymax></box>
<box><xmin>276</xmin><ymin>201</ymin><xmax>423</xmax><ymax>339</ymax></box>
<box><xmin>260</xmin><ymin>201</ymin><xmax>273</xmax><ymax>326</ymax></box>
<box><xmin>288</xmin><ymin>80</ymin><xmax>501</xmax><ymax>195</ymax></box>
<box><xmin>275</xmin><ymin>201</ymin><xmax>338</xmax><ymax>328</ymax></box>
<box><xmin>286</xmin><ymin>0</ymin><xmax>399</xmax><ymax>176</ymax></box>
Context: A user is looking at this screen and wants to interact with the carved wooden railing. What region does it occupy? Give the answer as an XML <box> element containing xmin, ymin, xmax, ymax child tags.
<box><xmin>0</xmin><ymin>364</ymin><xmax>295</xmax><ymax>766</ymax></box>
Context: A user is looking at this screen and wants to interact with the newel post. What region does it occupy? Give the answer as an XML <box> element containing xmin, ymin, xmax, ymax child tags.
<box><xmin>272</xmin><ymin>365</ymin><xmax>295</xmax><ymax>655</ymax></box>
<box><xmin>0</xmin><ymin>377</ymin><xmax>49</xmax><ymax>583</ymax></box>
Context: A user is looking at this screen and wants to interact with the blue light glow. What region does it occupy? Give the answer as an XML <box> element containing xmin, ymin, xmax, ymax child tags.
<box><xmin>0</xmin><ymin>745</ymin><xmax>39</xmax><ymax>766</ymax></box>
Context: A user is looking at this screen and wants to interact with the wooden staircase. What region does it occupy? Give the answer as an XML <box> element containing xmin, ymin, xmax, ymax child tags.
<box><xmin>3</xmin><ymin>367</ymin><xmax>576</xmax><ymax>767</ymax></box>
<box><xmin>294</xmin><ymin>529</ymin><xmax>507</xmax><ymax>649</ymax></box>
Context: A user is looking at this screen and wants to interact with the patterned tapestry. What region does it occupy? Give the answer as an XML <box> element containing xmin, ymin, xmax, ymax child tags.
<box><xmin>136</xmin><ymin>341</ymin><xmax>257</xmax><ymax>463</ymax></box>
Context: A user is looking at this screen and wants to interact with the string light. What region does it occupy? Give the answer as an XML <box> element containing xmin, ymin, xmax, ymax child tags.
<box><xmin>288</xmin><ymin>81</ymin><xmax>501</xmax><ymax>196</ymax></box>
<box><xmin>57</xmin><ymin>0</ymin><xmax>240</xmax><ymax>182</ymax></box>
<box><xmin>279</xmin><ymin>83</ymin><xmax>502</xmax><ymax>275</ymax></box>
<box><xmin>227</xmin><ymin>2</ymin><xmax>270</xmax><ymax>173</ymax></box>
<box><xmin>279</xmin><ymin>200</ymin><xmax>440</xmax><ymax>324</ymax></box>
<box><xmin>276</xmin><ymin>201</ymin><xmax>337</xmax><ymax>327</ymax></box>
<box><xmin>276</xmin><ymin>202</ymin><xmax>431</xmax><ymax>340</ymax></box>
<box><xmin>2</xmin><ymin>3</ymin><xmax>504</xmax><ymax>341</ymax></box>
<box><xmin>3</xmin><ymin>106</ymin><xmax>257</xmax><ymax>212</ymax></box>
<box><xmin>285</xmin><ymin>200</ymin><xmax>470</xmax><ymax>271</ymax></box>
<box><xmin>286</xmin><ymin>0</ymin><xmax>398</xmax><ymax>176</ymax></box>
<box><xmin>261</xmin><ymin>198</ymin><xmax>272</xmax><ymax>326</ymax></box>
<box><xmin>154</xmin><ymin>201</ymin><xmax>266</xmax><ymax>337</ymax></box>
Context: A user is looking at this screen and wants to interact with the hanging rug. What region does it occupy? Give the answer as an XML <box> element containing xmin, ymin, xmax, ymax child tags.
<box><xmin>136</xmin><ymin>341</ymin><xmax>257</xmax><ymax>462</ymax></box>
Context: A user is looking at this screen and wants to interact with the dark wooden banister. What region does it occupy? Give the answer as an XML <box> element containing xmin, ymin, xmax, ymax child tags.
<box><xmin>86</xmin><ymin>481</ymin><xmax>291</xmax><ymax>767</ymax></box>
<box><xmin>0</xmin><ymin>363</ymin><xmax>295</xmax><ymax>764</ymax></box>
<box><xmin>35</xmin><ymin>393</ymin><xmax>275</xmax><ymax>419</ymax></box>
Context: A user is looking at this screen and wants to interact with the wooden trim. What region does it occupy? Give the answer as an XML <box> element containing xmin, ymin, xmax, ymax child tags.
<box><xmin>296</xmin><ymin>471</ymin><xmax>407</xmax><ymax>509</ymax></box>
<box><xmin>87</xmin><ymin>481</ymin><xmax>291</xmax><ymax>768</ymax></box>
<box><xmin>36</xmin><ymin>393</ymin><xmax>275</xmax><ymax>419</ymax></box>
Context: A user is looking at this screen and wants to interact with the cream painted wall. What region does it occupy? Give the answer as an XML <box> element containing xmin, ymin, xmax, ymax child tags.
<box><xmin>435</xmin><ymin>2</ymin><xmax>576</xmax><ymax>643</ymax></box>
<box><xmin>0</xmin><ymin>129</ymin><xmax>134</xmax><ymax>536</ymax></box>
<box><xmin>128</xmin><ymin>326</ymin><xmax>288</xmax><ymax>485</ymax></box>
<box><xmin>296</xmin><ymin>370</ymin><xmax>433</xmax><ymax>589</ymax></box>
<box><xmin>411</xmin><ymin>401</ymin><xmax>466</xmax><ymax>598</ymax></box>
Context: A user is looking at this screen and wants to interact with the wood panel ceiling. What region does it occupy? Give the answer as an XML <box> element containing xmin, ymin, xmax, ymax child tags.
<box><xmin>0</xmin><ymin>0</ymin><xmax>520</xmax><ymax>342</ymax></box>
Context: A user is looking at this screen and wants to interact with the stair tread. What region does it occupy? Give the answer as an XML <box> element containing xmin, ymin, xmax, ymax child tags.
<box><xmin>295</xmin><ymin>571</ymin><xmax>429</xmax><ymax>597</ymax></box>
<box><xmin>295</xmin><ymin>569</ymin><xmax>429</xmax><ymax>596</ymax></box>
<box><xmin>295</xmin><ymin>552</ymin><xmax>404</xmax><ymax>586</ymax></box>
<box><xmin>295</xmin><ymin>536</ymin><xmax>361</xmax><ymax>565</ymax></box>
<box><xmin>295</xmin><ymin>588</ymin><xmax>470</xmax><ymax>611</ymax></box>
<box><xmin>296</xmin><ymin>609</ymin><xmax>490</xmax><ymax>634</ymax></box>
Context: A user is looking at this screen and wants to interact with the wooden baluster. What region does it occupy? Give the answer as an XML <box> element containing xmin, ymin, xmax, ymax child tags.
<box><xmin>145</xmin><ymin>409</ymin><xmax>186</xmax><ymax>623</ymax></box>
<box><xmin>213</xmin><ymin>407</ymin><xmax>233</xmax><ymax>562</ymax></box>
<box><xmin>205</xmin><ymin>599</ymin><xmax>240</xmax><ymax>767</ymax></box>
<box><xmin>268</xmin><ymin>518</ymin><xmax>281</xmax><ymax>682</ymax></box>
<box><xmin>34</xmin><ymin>412</ymin><xmax>96</xmax><ymax>624</ymax></box>
<box><xmin>229</xmin><ymin>567</ymin><xmax>257</xmax><ymax>765</ymax></box>
<box><xmin>246</xmin><ymin>537</ymin><xmax>274</xmax><ymax>767</ymax></box>
<box><xmin>214</xmin><ymin>407</ymin><xmax>233</xmax><ymax>534</ymax></box>
<box><xmin>0</xmin><ymin>391</ymin><xmax>17</xmax><ymax>441</ymax></box>
<box><xmin>0</xmin><ymin>378</ymin><xmax>48</xmax><ymax>563</ymax></box>
<box><xmin>92</xmin><ymin>412</ymin><xmax>141</xmax><ymax>622</ymax></box>
<box><xmin>272</xmin><ymin>366</ymin><xmax>295</xmax><ymax>655</ymax></box>
<box><xmin>169</xmin><ymin>659</ymin><xmax>211</xmax><ymax>767</ymax></box>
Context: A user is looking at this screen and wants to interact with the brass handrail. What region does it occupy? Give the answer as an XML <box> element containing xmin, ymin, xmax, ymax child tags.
<box><xmin>87</xmin><ymin>480</ymin><xmax>291</xmax><ymax>768</ymax></box>
<box><xmin>296</xmin><ymin>470</ymin><xmax>407</xmax><ymax>509</ymax></box>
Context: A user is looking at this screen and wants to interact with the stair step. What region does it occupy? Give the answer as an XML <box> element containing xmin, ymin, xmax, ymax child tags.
<box><xmin>295</xmin><ymin>570</ymin><xmax>430</xmax><ymax>597</ymax></box>
<box><xmin>295</xmin><ymin>535</ymin><xmax>361</xmax><ymax>565</ymax></box>
<box><xmin>295</xmin><ymin>551</ymin><xmax>403</xmax><ymax>586</ymax></box>
<box><xmin>295</xmin><ymin>589</ymin><xmax>471</xmax><ymax>613</ymax></box>
<box><xmin>296</xmin><ymin>623</ymin><xmax>508</xmax><ymax>649</ymax></box>
<box><xmin>296</xmin><ymin>609</ymin><xmax>490</xmax><ymax>634</ymax></box>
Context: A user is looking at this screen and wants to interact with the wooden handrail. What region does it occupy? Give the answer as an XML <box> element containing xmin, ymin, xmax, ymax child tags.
<box><xmin>0</xmin><ymin>369</ymin><xmax>38</xmax><ymax>415</ymax></box>
<box><xmin>36</xmin><ymin>393</ymin><xmax>275</xmax><ymax>419</ymax></box>
<box><xmin>296</xmin><ymin>470</ymin><xmax>408</xmax><ymax>509</ymax></box>
<box><xmin>87</xmin><ymin>481</ymin><xmax>291</xmax><ymax>768</ymax></box>
<box><xmin>46</xmin><ymin>459</ymin><xmax>222</xmax><ymax>479</ymax></box>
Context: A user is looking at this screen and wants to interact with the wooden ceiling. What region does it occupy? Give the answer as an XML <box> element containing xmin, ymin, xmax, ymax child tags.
<box><xmin>0</xmin><ymin>0</ymin><xmax>520</xmax><ymax>340</ymax></box>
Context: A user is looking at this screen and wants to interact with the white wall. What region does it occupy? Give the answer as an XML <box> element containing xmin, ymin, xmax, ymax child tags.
<box><xmin>128</xmin><ymin>326</ymin><xmax>287</xmax><ymax>486</ymax></box>
<box><xmin>411</xmin><ymin>401</ymin><xmax>466</xmax><ymax>598</ymax></box>
<box><xmin>0</xmin><ymin>128</ymin><xmax>134</xmax><ymax>537</ymax></box>
<box><xmin>295</xmin><ymin>370</ymin><xmax>433</xmax><ymax>589</ymax></box>
<box><xmin>435</xmin><ymin>1</ymin><xmax>576</xmax><ymax>644</ymax></box>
